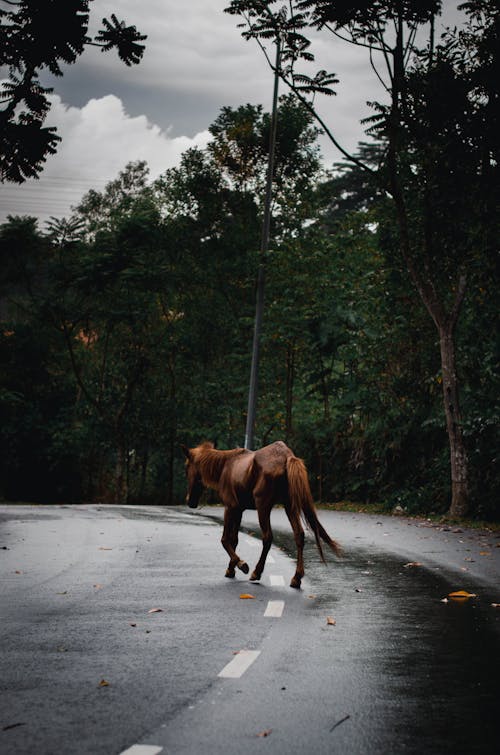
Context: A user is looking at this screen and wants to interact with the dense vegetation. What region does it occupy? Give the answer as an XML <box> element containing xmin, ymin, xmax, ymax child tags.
<box><xmin>0</xmin><ymin>2</ymin><xmax>498</xmax><ymax>519</ymax></box>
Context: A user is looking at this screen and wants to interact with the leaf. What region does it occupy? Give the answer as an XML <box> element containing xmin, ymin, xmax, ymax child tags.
<box><xmin>147</xmin><ymin>607</ymin><xmax>163</xmax><ymax>613</ymax></box>
<box><xmin>239</xmin><ymin>593</ymin><xmax>256</xmax><ymax>599</ymax></box>
<box><xmin>479</xmin><ymin>551</ymin><xmax>491</xmax><ymax>556</ymax></box>
<box><xmin>98</xmin><ymin>679</ymin><xmax>110</xmax><ymax>687</ymax></box>
<box><xmin>98</xmin><ymin>547</ymin><xmax>113</xmax><ymax>551</ymax></box>
<box><xmin>129</xmin><ymin>622</ymin><xmax>137</xmax><ymax>627</ymax></box>
<box><xmin>491</xmin><ymin>603</ymin><xmax>500</xmax><ymax>608</ymax></box>
<box><xmin>326</xmin><ymin>616</ymin><xmax>336</xmax><ymax>625</ymax></box>
<box><xmin>93</xmin><ymin>583</ymin><xmax>104</xmax><ymax>589</ymax></box>
<box><xmin>448</xmin><ymin>590</ymin><xmax>477</xmax><ymax>600</ymax></box>
<box><xmin>257</xmin><ymin>729</ymin><xmax>272</xmax><ymax>737</ymax></box>
<box><xmin>403</xmin><ymin>562</ymin><xmax>423</xmax><ymax>568</ymax></box>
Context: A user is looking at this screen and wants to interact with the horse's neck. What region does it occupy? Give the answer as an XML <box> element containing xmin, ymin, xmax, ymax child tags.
<box><xmin>198</xmin><ymin>448</ymin><xmax>241</xmax><ymax>488</ymax></box>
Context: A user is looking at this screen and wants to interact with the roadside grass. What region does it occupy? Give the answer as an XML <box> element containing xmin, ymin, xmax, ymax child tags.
<box><xmin>318</xmin><ymin>500</ymin><xmax>500</xmax><ymax>533</ymax></box>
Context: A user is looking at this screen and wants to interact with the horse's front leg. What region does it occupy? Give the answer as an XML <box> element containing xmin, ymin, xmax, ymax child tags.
<box><xmin>249</xmin><ymin>501</ymin><xmax>273</xmax><ymax>582</ymax></box>
<box><xmin>221</xmin><ymin>506</ymin><xmax>248</xmax><ymax>578</ymax></box>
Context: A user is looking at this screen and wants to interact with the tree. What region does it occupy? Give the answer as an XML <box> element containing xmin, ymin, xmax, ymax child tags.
<box><xmin>225</xmin><ymin>0</ymin><xmax>500</xmax><ymax>517</ymax></box>
<box><xmin>0</xmin><ymin>0</ymin><xmax>146</xmax><ymax>182</ymax></box>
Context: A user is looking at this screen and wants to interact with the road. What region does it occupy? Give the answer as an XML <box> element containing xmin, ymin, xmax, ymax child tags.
<box><xmin>0</xmin><ymin>503</ymin><xmax>498</xmax><ymax>754</ymax></box>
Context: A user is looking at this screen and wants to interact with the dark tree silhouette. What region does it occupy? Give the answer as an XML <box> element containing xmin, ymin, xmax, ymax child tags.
<box><xmin>0</xmin><ymin>0</ymin><xmax>146</xmax><ymax>182</ymax></box>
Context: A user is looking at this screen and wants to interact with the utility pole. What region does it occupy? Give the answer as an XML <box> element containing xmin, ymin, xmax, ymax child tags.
<box><xmin>244</xmin><ymin>39</ymin><xmax>281</xmax><ymax>451</ymax></box>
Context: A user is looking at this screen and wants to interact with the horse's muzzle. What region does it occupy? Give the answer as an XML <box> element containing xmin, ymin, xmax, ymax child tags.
<box><xmin>187</xmin><ymin>499</ymin><xmax>198</xmax><ymax>509</ymax></box>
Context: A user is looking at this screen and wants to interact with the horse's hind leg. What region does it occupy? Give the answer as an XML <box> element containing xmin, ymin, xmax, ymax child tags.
<box><xmin>221</xmin><ymin>506</ymin><xmax>248</xmax><ymax>578</ymax></box>
<box><xmin>250</xmin><ymin>502</ymin><xmax>273</xmax><ymax>582</ymax></box>
<box><xmin>285</xmin><ymin>502</ymin><xmax>305</xmax><ymax>589</ymax></box>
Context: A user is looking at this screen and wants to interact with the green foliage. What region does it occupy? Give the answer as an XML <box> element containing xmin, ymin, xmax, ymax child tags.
<box><xmin>0</xmin><ymin>84</ymin><xmax>498</xmax><ymax>517</ymax></box>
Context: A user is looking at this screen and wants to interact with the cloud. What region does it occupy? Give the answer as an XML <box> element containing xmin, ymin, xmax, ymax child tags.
<box><xmin>0</xmin><ymin>93</ymin><xmax>211</xmax><ymax>227</ymax></box>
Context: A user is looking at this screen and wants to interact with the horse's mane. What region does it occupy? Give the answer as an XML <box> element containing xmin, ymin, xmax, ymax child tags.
<box><xmin>193</xmin><ymin>443</ymin><xmax>247</xmax><ymax>487</ymax></box>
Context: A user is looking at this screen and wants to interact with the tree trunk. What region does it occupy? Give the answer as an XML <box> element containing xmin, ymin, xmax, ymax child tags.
<box><xmin>114</xmin><ymin>439</ymin><xmax>128</xmax><ymax>505</ymax></box>
<box><xmin>139</xmin><ymin>446</ymin><xmax>149</xmax><ymax>500</ymax></box>
<box><xmin>285</xmin><ymin>342</ymin><xmax>295</xmax><ymax>442</ymax></box>
<box><xmin>439</xmin><ymin>326</ymin><xmax>469</xmax><ymax>517</ymax></box>
<box><xmin>166</xmin><ymin>432</ymin><xmax>175</xmax><ymax>506</ymax></box>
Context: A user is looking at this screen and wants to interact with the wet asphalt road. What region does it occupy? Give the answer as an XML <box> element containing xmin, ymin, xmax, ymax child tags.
<box><xmin>0</xmin><ymin>503</ymin><xmax>499</xmax><ymax>755</ymax></box>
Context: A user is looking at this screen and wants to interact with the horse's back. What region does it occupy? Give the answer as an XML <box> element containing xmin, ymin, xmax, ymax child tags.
<box><xmin>253</xmin><ymin>441</ymin><xmax>292</xmax><ymax>477</ymax></box>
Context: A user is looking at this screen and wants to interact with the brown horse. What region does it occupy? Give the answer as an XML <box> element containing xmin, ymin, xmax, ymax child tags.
<box><xmin>181</xmin><ymin>440</ymin><xmax>341</xmax><ymax>588</ymax></box>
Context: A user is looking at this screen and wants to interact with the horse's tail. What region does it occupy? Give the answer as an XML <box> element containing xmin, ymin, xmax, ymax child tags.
<box><xmin>286</xmin><ymin>455</ymin><xmax>342</xmax><ymax>563</ymax></box>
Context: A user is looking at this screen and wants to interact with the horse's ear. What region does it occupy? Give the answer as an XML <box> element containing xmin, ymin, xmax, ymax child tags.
<box><xmin>180</xmin><ymin>444</ymin><xmax>191</xmax><ymax>460</ymax></box>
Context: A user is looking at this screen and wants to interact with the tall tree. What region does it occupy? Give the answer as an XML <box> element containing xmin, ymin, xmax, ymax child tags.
<box><xmin>0</xmin><ymin>0</ymin><xmax>146</xmax><ymax>182</ymax></box>
<box><xmin>226</xmin><ymin>0</ymin><xmax>500</xmax><ymax>516</ymax></box>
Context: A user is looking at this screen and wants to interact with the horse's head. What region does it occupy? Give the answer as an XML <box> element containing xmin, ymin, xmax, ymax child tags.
<box><xmin>181</xmin><ymin>444</ymin><xmax>204</xmax><ymax>508</ymax></box>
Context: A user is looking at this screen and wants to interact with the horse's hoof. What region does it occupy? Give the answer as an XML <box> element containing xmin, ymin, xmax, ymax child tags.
<box><xmin>237</xmin><ymin>560</ymin><xmax>249</xmax><ymax>574</ymax></box>
<box><xmin>290</xmin><ymin>576</ymin><xmax>302</xmax><ymax>589</ymax></box>
<box><xmin>225</xmin><ymin>569</ymin><xmax>235</xmax><ymax>579</ymax></box>
<box><xmin>249</xmin><ymin>571</ymin><xmax>261</xmax><ymax>582</ymax></box>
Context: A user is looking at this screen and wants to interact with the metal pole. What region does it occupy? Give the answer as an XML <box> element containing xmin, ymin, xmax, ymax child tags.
<box><xmin>244</xmin><ymin>39</ymin><xmax>281</xmax><ymax>450</ymax></box>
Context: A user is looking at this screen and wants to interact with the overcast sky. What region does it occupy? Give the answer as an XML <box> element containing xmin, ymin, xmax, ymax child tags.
<box><xmin>0</xmin><ymin>0</ymin><xmax>463</xmax><ymax>227</ymax></box>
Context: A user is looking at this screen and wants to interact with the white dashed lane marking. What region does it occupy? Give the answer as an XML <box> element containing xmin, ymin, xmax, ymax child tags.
<box><xmin>218</xmin><ymin>649</ymin><xmax>261</xmax><ymax>678</ymax></box>
<box><xmin>119</xmin><ymin>745</ymin><xmax>163</xmax><ymax>755</ymax></box>
<box><xmin>269</xmin><ymin>574</ymin><xmax>285</xmax><ymax>586</ymax></box>
<box><xmin>264</xmin><ymin>600</ymin><xmax>285</xmax><ymax>617</ymax></box>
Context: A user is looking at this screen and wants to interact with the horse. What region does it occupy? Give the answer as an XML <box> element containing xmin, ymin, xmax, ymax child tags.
<box><xmin>181</xmin><ymin>440</ymin><xmax>341</xmax><ymax>589</ymax></box>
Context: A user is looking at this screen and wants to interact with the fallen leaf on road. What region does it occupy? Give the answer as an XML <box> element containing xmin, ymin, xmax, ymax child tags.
<box><xmin>98</xmin><ymin>547</ymin><xmax>112</xmax><ymax>551</ymax></box>
<box><xmin>479</xmin><ymin>551</ymin><xmax>491</xmax><ymax>556</ymax></box>
<box><xmin>491</xmin><ymin>603</ymin><xmax>500</xmax><ymax>608</ymax></box>
<box><xmin>326</xmin><ymin>616</ymin><xmax>336</xmax><ymax>626</ymax></box>
<box><xmin>403</xmin><ymin>562</ymin><xmax>423</xmax><ymax>568</ymax></box>
<box><xmin>354</xmin><ymin>587</ymin><xmax>362</xmax><ymax>593</ymax></box>
<box><xmin>56</xmin><ymin>591</ymin><xmax>68</xmax><ymax>595</ymax></box>
<box><xmin>464</xmin><ymin>557</ymin><xmax>475</xmax><ymax>562</ymax></box>
<box><xmin>2</xmin><ymin>723</ymin><xmax>26</xmax><ymax>731</ymax></box>
<box><xmin>129</xmin><ymin>622</ymin><xmax>137</xmax><ymax>627</ymax></box>
<box><xmin>308</xmin><ymin>594</ymin><xmax>317</xmax><ymax>599</ymax></box>
<box><xmin>147</xmin><ymin>607</ymin><xmax>163</xmax><ymax>613</ymax></box>
<box><xmin>257</xmin><ymin>729</ymin><xmax>272</xmax><ymax>738</ymax></box>
<box><xmin>93</xmin><ymin>584</ymin><xmax>104</xmax><ymax>590</ymax></box>
<box><xmin>239</xmin><ymin>594</ymin><xmax>255</xmax><ymax>599</ymax></box>
<box><xmin>440</xmin><ymin>598</ymin><xmax>449</xmax><ymax>603</ymax></box>
<box><xmin>448</xmin><ymin>590</ymin><xmax>477</xmax><ymax>601</ymax></box>
<box><xmin>98</xmin><ymin>679</ymin><xmax>110</xmax><ymax>687</ymax></box>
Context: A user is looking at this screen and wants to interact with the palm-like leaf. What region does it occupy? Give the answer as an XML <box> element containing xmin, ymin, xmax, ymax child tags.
<box><xmin>95</xmin><ymin>14</ymin><xmax>146</xmax><ymax>66</ymax></box>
